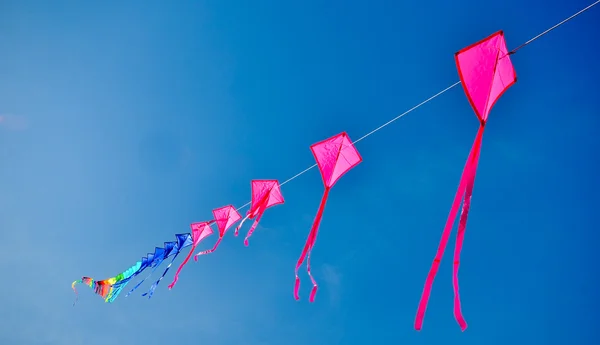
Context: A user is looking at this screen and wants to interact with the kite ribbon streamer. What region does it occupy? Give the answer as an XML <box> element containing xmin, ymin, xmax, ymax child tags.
<box><xmin>143</xmin><ymin>251</ymin><xmax>180</xmax><ymax>299</ymax></box>
<box><xmin>294</xmin><ymin>187</ymin><xmax>330</xmax><ymax>303</ymax></box>
<box><xmin>72</xmin><ymin>279</ymin><xmax>83</xmax><ymax>306</ymax></box>
<box><xmin>71</xmin><ymin>278</ymin><xmax>93</xmax><ymax>306</ymax></box>
<box><xmin>415</xmin><ymin>124</ymin><xmax>484</xmax><ymax>331</ymax></box>
<box><xmin>126</xmin><ymin>262</ymin><xmax>160</xmax><ymax>297</ymax></box>
<box><xmin>194</xmin><ymin>237</ymin><xmax>222</xmax><ymax>258</ymax></box>
<box><xmin>234</xmin><ymin>215</ymin><xmax>249</xmax><ymax>237</ymax></box>
<box><xmin>168</xmin><ymin>222</ymin><xmax>214</xmax><ymax>290</ymax></box>
<box><xmin>168</xmin><ymin>248</ymin><xmax>194</xmax><ymax>290</ymax></box>
<box><xmin>243</xmin><ymin>203</ymin><xmax>266</xmax><ymax>246</ymax></box>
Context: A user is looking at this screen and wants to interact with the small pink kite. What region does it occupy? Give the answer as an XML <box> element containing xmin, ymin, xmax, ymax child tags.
<box><xmin>415</xmin><ymin>31</ymin><xmax>517</xmax><ymax>331</ymax></box>
<box><xmin>167</xmin><ymin>221</ymin><xmax>214</xmax><ymax>290</ymax></box>
<box><xmin>234</xmin><ymin>180</ymin><xmax>285</xmax><ymax>246</ymax></box>
<box><xmin>194</xmin><ymin>205</ymin><xmax>242</xmax><ymax>259</ymax></box>
<box><xmin>294</xmin><ymin>131</ymin><xmax>362</xmax><ymax>302</ymax></box>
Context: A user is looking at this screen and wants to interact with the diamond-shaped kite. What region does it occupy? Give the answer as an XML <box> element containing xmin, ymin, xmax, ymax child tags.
<box><xmin>194</xmin><ymin>205</ymin><xmax>242</xmax><ymax>259</ymax></box>
<box><xmin>415</xmin><ymin>30</ymin><xmax>517</xmax><ymax>331</ymax></box>
<box><xmin>294</xmin><ymin>131</ymin><xmax>362</xmax><ymax>302</ymax></box>
<box><xmin>235</xmin><ymin>180</ymin><xmax>285</xmax><ymax>246</ymax></box>
<box><xmin>168</xmin><ymin>222</ymin><xmax>214</xmax><ymax>290</ymax></box>
<box><xmin>126</xmin><ymin>244</ymin><xmax>172</xmax><ymax>297</ymax></box>
<box><xmin>143</xmin><ymin>233</ymin><xmax>193</xmax><ymax>298</ymax></box>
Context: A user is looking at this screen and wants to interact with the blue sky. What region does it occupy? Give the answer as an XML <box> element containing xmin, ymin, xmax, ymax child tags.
<box><xmin>1</xmin><ymin>0</ymin><xmax>599</xmax><ymax>344</ymax></box>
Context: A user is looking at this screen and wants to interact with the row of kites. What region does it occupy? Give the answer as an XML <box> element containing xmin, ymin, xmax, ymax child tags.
<box><xmin>73</xmin><ymin>31</ymin><xmax>517</xmax><ymax>331</ymax></box>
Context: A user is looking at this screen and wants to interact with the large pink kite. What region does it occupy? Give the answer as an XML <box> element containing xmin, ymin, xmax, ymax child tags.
<box><xmin>415</xmin><ymin>31</ymin><xmax>517</xmax><ymax>331</ymax></box>
<box><xmin>194</xmin><ymin>205</ymin><xmax>242</xmax><ymax>259</ymax></box>
<box><xmin>294</xmin><ymin>132</ymin><xmax>362</xmax><ymax>302</ymax></box>
<box><xmin>235</xmin><ymin>180</ymin><xmax>285</xmax><ymax>246</ymax></box>
<box><xmin>167</xmin><ymin>221</ymin><xmax>214</xmax><ymax>290</ymax></box>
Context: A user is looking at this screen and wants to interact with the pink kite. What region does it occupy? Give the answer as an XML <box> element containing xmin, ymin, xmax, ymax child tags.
<box><xmin>415</xmin><ymin>31</ymin><xmax>517</xmax><ymax>331</ymax></box>
<box><xmin>167</xmin><ymin>221</ymin><xmax>214</xmax><ymax>290</ymax></box>
<box><xmin>294</xmin><ymin>132</ymin><xmax>362</xmax><ymax>302</ymax></box>
<box><xmin>235</xmin><ymin>180</ymin><xmax>285</xmax><ymax>246</ymax></box>
<box><xmin>194</xmin><ymin>205</ymin><xmax>242</xmax><ymax>259</ymax></box>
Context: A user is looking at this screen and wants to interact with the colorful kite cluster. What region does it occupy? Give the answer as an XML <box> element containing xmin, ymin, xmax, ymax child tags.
<box><xmin>70</xmin><ymin>26</ymin><xmax>569</xmax><ymax>331</ymax></box>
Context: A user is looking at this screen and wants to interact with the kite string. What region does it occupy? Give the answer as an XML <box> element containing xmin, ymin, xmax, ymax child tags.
<box><xmin>235</xmin><ymin>0</ymin><xmax>599</xmax><ymax>213</ymax></box>
<box><xmin>510</xmin><ymin>0</ymin><xmax>600</xmax><ymax>54</ymax></box>
<box><xmin>234</xmin><ymin>82</ymin><xmax>460</xmax><ymax>212</ymax></box>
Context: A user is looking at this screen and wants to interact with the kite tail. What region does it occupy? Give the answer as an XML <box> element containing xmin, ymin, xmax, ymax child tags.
<box><xmin>194</xmin><ymin>237</ymin><xmax>222</xmax><ymax>261</ymax></box>
<box><xmin>71</xmin><ymin>280</ymin><xmax>82</xmax><ymax>306</ymax></box>
<box><xmin>234</xmin><ymin>214</ymin><xmax>250</xmax><ymax>237</ymax></box>
<box><xmin>126</xmin><ymin>265</ymin><xmax>158</xmax><ymax>297</ymax></box>
<box><xmin>244</xmin><ymin>210</ymin><xmax>264</xmax><ymax>246</ymax></box>
<box><xmin>106</xmin><ymin>281</ymin><xmax>130</xmax><ymax>303</ymax></box>
<box><xmin>168</xmin><ymin>245</ymin><xmax>196</xmax><ymax>290</ymax></box>
<box><xmin>294</xmin><ymin>187</ymin><xmax>330</xmax><ymax>302</ymax></box>
<box><xmin>306</xmin><ymin>244</ymin><xmax>318</xmax><ymax>303</ymax></box>
<box><xmin>414</xmin><ymin>125</ymin><xmax>484</xmax><ymax>331</ymax></box>
<box><xmin>452</xmin><ymin>126</ymin><xmax>484</xmax><ymax>331</ymax></box>
<box><xmin>143</xmin><ymin>252</ymin><xmax>180</xmax><ymax>299</ymax></box>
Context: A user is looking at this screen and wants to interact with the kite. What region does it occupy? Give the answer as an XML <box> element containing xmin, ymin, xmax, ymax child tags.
<box><xmin>106</xmin><ymin>255</ymin><xmax>153</xmax><ymax>303</ymax></box>
<box><xmin>234</xmin><ymin>180</ymin><xmax>285</xmax><ymax>246</ymax></box>
<box><xmin>414</xmin><ymin>31</ymin><xmax>517</xmax><ymax>331</ymax></box>
<box><xmin>167</xmin><ymin>222</ymin><xmax>214</xmax><ymax>290</ymax></box>
<box><xmin>193</xmin><ymin>205</ymin><xmax>242</xmax><ymax>260</ymax></box>
<box><xmin>72</xmin><ymin>259</ymin><xmax>143</xmax><ymax>305</ymax></box>
<box><xmin>294</xmin><ymin>132</ymin><xmax>362</xmax><ymax>302</ymax></box>
<box><xmin>72</xmin><ymin>277</ymin><xmax>112</xmax><ymax>305</ymax></box>
<box><xmin>143</xmin><ymin>234</ymin><xmax>193</xmax><ymax>298</ymax></box>
<box><xmin>72</xmin><ymin>235</ymin><xmax>194</xmax><ymax>304</ymax></box>
<box><xmin>125</xmin><ymin>244</ymin><xmax>173</xmax><ymax>297</ymax></box>
<box><xmin>108</xmin><ymin>234</ymin><xmax>192</xmax><ymax>301</ymax></box>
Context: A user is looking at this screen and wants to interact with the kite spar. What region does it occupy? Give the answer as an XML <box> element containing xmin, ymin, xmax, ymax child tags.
<box><xmin>415</xmin><ymin>31</ymin><xmax>517</xmax><ymax>331</ymax></box>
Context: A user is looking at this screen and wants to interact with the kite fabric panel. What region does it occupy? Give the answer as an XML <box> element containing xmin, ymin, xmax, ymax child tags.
<box><xmin>294</xmin><ymin>132</ymin><xmax>362</xmax><ymax>302</ymax></box>
<box><xmin>168</xmin><ymin>222</ymin><xmax>214</xmax><ymax>290</ymax></box>
<box><xmin>414</xmin><ymin>30</ymin><xmax>517</xmax><ymax>332</ymax></box>
<box><xmin>193</xmin><ymin>205</ymin><xmax>242</xmax><ymax>260</ymax></box>
<box><xmin>234</xmin><ymin>180</ymin><xmax>285</xmax><ymax>246</ymax></box>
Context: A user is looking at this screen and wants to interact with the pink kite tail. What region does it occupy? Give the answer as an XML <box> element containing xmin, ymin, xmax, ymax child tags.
<box><xmin>414</xmin><ymin>125</ymin><xmax>485</xmax><ymax>331</ymax></box>
<box><xmin>168</xmin><ymin>244</ymin><xmax>196</xmax><ymax>290</ymax></box>
<box><xmin>294</xmin><ymin>228</ymin><xmax>317</xmax><ymax>300</ymax></box>
<box><xmin>294</xmin><ymin>187</ymin><xmax>330</xmax><ymax>302</ymax></box>
<box><xmin>306</xmin><ymin>243</ymin><xmax>318</xmax><ymax>303</ymax></box>
<box><xmin>235</xmin><ymin>214</ymin><xmax>250</xmax><ymax>237</ymax></box>
<box><xmin>194</xmin><ymin>237</ymin><xmax>222</xmax><ymax>260</ymax></box>
<box><xmin>452</xmin><ymin>126</ymin><xmax>484</xmax><ymax>331</ymax></box>
<box><xmin>244</xmin><ymin>208</ymin><xmax>265</xmax><ymax>247</ymax></box>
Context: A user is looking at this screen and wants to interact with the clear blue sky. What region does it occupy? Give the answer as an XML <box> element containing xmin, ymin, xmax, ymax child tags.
<box><xmin>1</xmin><ymin>1</ymin><xmax>599</xmax><ymax>344</ymax></box>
